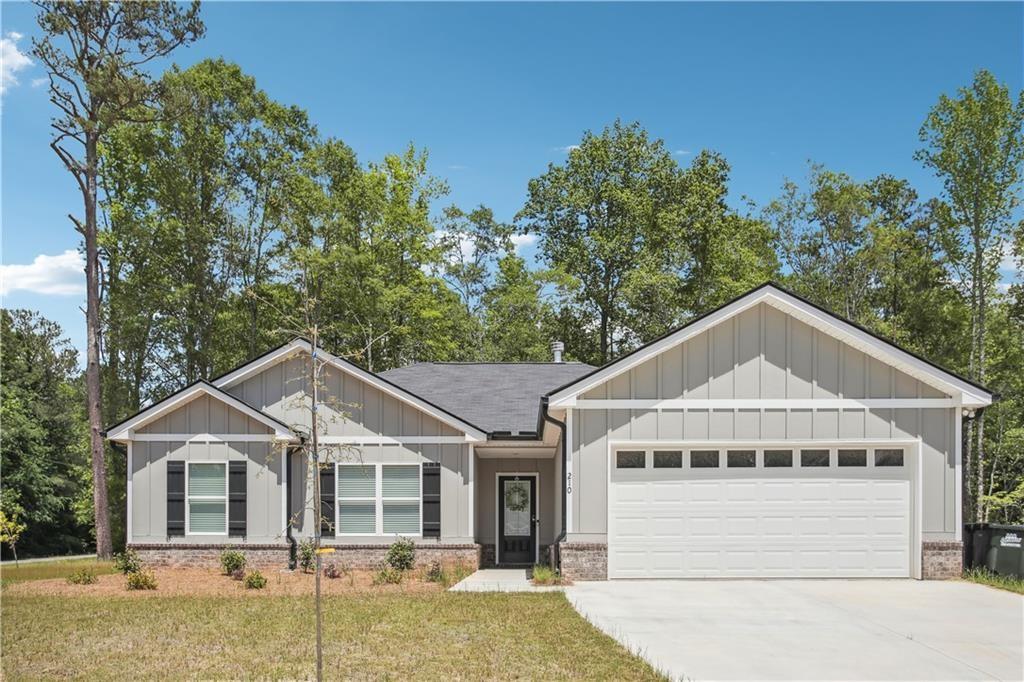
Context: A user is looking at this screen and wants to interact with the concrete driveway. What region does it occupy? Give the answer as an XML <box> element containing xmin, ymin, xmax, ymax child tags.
<box><xmin>567</xmin><ymin>580</ymin><xmax>1023</xmax><ymax>681</ymax></box>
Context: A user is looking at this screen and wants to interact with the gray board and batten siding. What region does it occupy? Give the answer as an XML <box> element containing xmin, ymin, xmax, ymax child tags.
<box><xmin>567</xmin><ymin>302</ymin><xmax>958</xmax><ymax>542</ymax></box>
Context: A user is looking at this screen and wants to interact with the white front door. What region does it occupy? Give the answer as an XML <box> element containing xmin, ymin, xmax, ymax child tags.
<box><xmin>608</xmin><ymin>444</ymin><xmax>916</xmax><ymax>579</ymax></box>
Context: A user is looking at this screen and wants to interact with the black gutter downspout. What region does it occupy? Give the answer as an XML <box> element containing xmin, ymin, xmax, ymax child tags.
<box><xmin>286</xmin><ymin>447</ymin><xmax>297</xmax><ymax>570</ymax></box>
<box><xmin>541</xmin><ymin>397</ymin><xmax>567</xmax><ymax>573</ymax></box>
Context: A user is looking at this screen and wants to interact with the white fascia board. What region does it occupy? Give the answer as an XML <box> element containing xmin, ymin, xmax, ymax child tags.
<box><xmin>549</xmin><ymin>286</ymin><xmax>993</xmax><ymax>409</ymax></box>
<box><xmin>569</xmin><ymin>398</ymin><xmax>958</xmax><ymax>410</ymax></box>
<box><xmin>213</xmin><ymin>338</ymin><xmax>487</xmax><ymax>442</ymax></box>
<box><xmin>106</xmin><ymin>383</ymin><xmax>296</xmax><ymax>443</ymax></box>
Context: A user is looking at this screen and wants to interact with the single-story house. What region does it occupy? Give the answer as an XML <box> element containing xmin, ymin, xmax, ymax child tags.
<box><xmin>106</xmin><ymin>283</ymin><xmax>993</xmax><ymax>580</ymax></box>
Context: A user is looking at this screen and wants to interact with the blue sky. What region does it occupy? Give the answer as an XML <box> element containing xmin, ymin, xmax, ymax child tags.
<box><xmin>2</xmin><ymin>1</ymin><xmax>1022</xmax><ymax>356</ymax></box>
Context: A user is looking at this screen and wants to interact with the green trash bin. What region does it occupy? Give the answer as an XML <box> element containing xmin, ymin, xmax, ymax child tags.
<box><xmin>965</xmin><ymin>523</ymin><xmax>1024</xmax><ymax>579</ymax></box>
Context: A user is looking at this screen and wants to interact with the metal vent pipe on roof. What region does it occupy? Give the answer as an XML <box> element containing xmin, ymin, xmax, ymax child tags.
<box><xmin>551</xmin><ymin>340</ymin><xmax>564</xmax><ymax>363</ymax></box>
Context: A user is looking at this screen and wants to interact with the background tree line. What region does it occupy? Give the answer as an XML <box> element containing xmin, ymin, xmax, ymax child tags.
<box><xmin>3</xmin><ymin>2</ymin><xmax>1021</xmax><ymax>557</ymax></box>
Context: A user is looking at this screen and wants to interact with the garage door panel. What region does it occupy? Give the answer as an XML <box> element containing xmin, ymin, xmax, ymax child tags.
<box><xmin>609</xmin><ymin>454</ymin><xmax>913</xmax><ymax>579</ymax></box>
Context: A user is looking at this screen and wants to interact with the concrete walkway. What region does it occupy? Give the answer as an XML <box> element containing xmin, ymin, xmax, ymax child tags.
<box><xmin>449</xmin><ymin>568</ymin><xmax>563</xmax><ymax>592</ymax></box>
<box><xmin>568</xmin><ymin>579</ymin><xmax>1024</xmax><ymax>681</ymax></box>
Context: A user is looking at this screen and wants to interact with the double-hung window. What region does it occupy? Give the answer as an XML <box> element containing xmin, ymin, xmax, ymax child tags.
<box><xmin>337</xmin><ymin>463</ymin><xmax>421</xmax><ymax>536</ymax></box>
<box><xmin>187</xmin><ymin>462</ymin><xmax>227</xmax><ymax>535</ymax></box>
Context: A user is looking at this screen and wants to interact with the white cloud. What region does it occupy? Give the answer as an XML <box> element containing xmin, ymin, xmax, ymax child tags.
<box><xmin>433</xmin><ymin>230</ymin><xmax>477</xmax><ymax>262</ymax></box>
<box><xmin>31</xmin><ymin>77</ymin><xmax>47</xmax><ymax>88</ymax></box>
<box><xmin>447</xmin><ymin>164</ymin><xmax>468</xmax><ymax>171</ymax></box>
<box><xmin>1</xmin><ymin>32</ymin><xmax>33</xmax><ymax>96</ymax></box>
<box><xmin>1000</xmin><ymin>241</ymin><xmax>1018</xmax><ymax>273</ymax></box>
<box><xmin>0</xmin><ymin>250</ymin><xmax>85</xmax><ymax>296</ymax></box>
<box><xmin>674</xmin><ymin>149</ymin><xmax>691</xmax><ymax>156</ymax></box>
<box><xmin>510</xmin><ymin>233</ymin><xmax>537</xmax><ymax>252</ymax></box>
<box><xmin>554</xmin><ymin>145</ymin><xmax>579</xmax><ymax>153</ymax></box>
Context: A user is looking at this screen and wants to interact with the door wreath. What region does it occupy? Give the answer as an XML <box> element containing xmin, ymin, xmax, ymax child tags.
<box><xmin>505</xmin><ymin>481</ymin><xmax>529</xmax><ymax>512</ymax></box>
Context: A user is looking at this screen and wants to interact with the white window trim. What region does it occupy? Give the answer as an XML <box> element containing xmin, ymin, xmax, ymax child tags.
<box><xmin>185</xmin><ymin>461</ymin><xmax>228</xmax><ymax>536</ymax></box>
<box><xmin>335</xmin><ymin>462</ymin><xmax>423</xmax><ymax>538</ymax></box>
<box><xmin>609</xmin><ymin>443</ymin><xmax>911</xmax><ymax>471</ymax></box>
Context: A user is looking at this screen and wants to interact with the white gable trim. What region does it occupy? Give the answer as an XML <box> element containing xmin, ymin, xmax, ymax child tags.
<box><xmin>212</xmin><ymin>339</ymin><xmax>487</xmax><ymax>442</ymax></box>
<box><xmin>106</xmin><ymin>382</ymin><xmax>297</xmax><ymax>443</ymax></box>
<box><xmin>548</xmin><ymin>285</ymin><xmax>993</xmax><ymax>409</ymax></box>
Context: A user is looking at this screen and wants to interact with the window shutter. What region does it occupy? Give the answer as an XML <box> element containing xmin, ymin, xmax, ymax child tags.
<box><xmin>167</xmin><ymin>461</ymin><xmax>185</xmax><ymax>537</ymax></box>
<box><xmin>319</xmin><ymin>465</ymin><xmax>335</xmax><ymax>537</ymax></box>
<box><xmin>228</xmin><ymin>461</ymin><xmax>247</xmax><ymax>537</ymax></box>
<box><xmin>422</xmin><ymin>462</ymin><xmax>440</xmax><ymax>538</ymax></box>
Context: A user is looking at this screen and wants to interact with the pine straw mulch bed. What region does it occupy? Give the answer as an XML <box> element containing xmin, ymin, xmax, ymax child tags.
<box><xmin>6</xmin><ymin>567</ymin><xmax>444</xmax><ymax>598</ymax></box>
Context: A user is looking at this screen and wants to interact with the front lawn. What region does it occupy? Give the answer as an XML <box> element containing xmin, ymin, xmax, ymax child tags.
<box><xmin>0</xmin><ymin>558</ymin><xmax>115</xmax><ymax>586</ymax></box>
<box><xmin>2</xmin><ymin>570</ymin><xmax>662</xmax><ymax>680</ymax></box>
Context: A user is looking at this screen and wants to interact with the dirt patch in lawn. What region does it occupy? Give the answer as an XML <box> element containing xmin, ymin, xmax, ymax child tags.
<box><xmin>6</xmin><ymin>567</ymin><xmax>445</xmax><ymax>598</ymax></box>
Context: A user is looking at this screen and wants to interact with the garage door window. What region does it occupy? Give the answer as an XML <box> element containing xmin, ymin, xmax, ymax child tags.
<box><xmin>690</xmin><ymin>450</ymin><xmax>719</xmax><ymax>468</ymax></box>
<box><xmin>764</xmin><ymin>449</ymin><xmax>793</xmax><ymax>467</ymax></box>
<box><xmin>727</xmin><ymin>450</ymin><xmax>756</xmax><ymax>468</ymax></box>
<box><xmin>838</xmin><ymin>449</ymin><xmax>867</xmax><ymax>467</ymax></box>
<box><xmin>616</xmin><ymin>451</ymin><xmax>646</xmax><ymax>469</ymax></box>
<box><xmin>875</xmin><ymin>448</ymin><xmax>904</xmax><ymax>467</ymax></box>
<box><xmin>800</xmin><ymin>449</ymin><xmax>830</xmax><ymax>467</ymax></box>
<box><xmin>653</xmin><ymin>451</ymin><xmax>683</xmax><ymax>468</ymax></box>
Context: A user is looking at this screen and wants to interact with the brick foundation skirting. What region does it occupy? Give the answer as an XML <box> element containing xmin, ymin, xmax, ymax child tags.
<box><xmin>922</xmin><ymin>541</ymin><xmax>963</xmax><ymax>579</ymax></box>
<box><xmin>129</xmin><ymin>543</ymin><xmax>480</xmax><ymax>571</ymax></box>
<box><xmin>558</xmin><ymin>542</ymin><xmax>607</xmax><ymax>581</ymax></box>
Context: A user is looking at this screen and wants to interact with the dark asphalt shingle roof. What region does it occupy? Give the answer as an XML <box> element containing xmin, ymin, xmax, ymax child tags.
<box><xmin>379</xmin><ymin>362</ymin><xmax>595</xmax><ymax>436</ymax></box>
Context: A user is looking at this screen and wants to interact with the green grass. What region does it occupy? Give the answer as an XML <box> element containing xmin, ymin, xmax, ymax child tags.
<box><xmin>0</xmin><ymin>558</ymin><xmax>116</xmax><ymax>586</ymax></box>
<box><xmin>962</xmin><ymin>567</ymin><xmax>1024</xmax><ymax>595</ymax></box>
<box><xmin>530</xmin><ymin>564</ymin><xmax>563</xmax><ymax>585</ymax></box>
<box><xmin>2</xmin><ymin>591</ymin><xmax>663</xmax><ymax>680</ymax></box>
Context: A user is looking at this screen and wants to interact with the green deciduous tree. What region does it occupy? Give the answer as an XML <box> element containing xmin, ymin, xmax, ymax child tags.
<box><xmin>480</xmin><ymin>253</ymin><xmax>555</xmax><ymax>361</ymax></box>
<box><xmin>518</xmin><ymin>120</ymin><xmax>685</xmax><ymax>363</ymax></box>
<box><xmin>32</xmin><ymin>0</ymin><xmax>204</xmax><ymax>558</ymax></box>
<box><xmin>0</xmin><ymin>310</ymin><xmax>91</xmax><ymax>558</ymax></box>
<box><xmin>917</xmin><ymin>69</ymin><xmax>1024</xmax><ymax>521</ymax></box>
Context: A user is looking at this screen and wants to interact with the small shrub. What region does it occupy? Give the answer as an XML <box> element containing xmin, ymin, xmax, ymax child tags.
<box><xmin>244</xmin><ymin>570</ymin><xmax>267</xmax><ymax>589</ymax></box>
<box><xmin>126</xmin><ymin>569</ymin><xmax>157</xmax><ymax>591</ymax></box>
<box><xmin>373</xmin><ymin>564</ymin><xmax>403</xmax><ymax>585</ymax></box>
<box><xmin>531</xmin><ymin>564</ymin><xmax>563</xmax><ymax>585</ymax></box>
<box><xmin>220</xmin><ymin>550</ymin><xmax>246</xmax><ymax>575</ymax></box>
<box><xmin>113</xmin><ymin>549</ymin><xmax>142</xmax><ymax>575</ymax></box>
<box><xmin>324</xmin><ymin>562</ymin><xmax>348</xmax><ymax>579</ymax></box>
<box><xmin>386</xmin><ymin>537</ymin><xmax>415</xmax><ymax>571</ymax></box>
<box><xmin>298</xmin><ymin>538</ymin><xmax>316</xmax><ymax>573</ymax></box>
<box><xmin>425</xmin><ymin>560</ymin><xmax>444</xmax><ymax>583</ymax></box>
<box><xmin>66</xmin><ymin>568</ymin><xmax>98</xmax><ymax>585</ymax></box>
<box><xmin>230</xmin><ymin>567</ymin><xmax>246</xmax><ymax>581</ymax></box>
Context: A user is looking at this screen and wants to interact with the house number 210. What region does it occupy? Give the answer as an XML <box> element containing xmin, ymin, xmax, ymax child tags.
<box><xmin>566</xmin><ymin>472</ymin><xmax>572</xmax><ymax>495</ymax></box>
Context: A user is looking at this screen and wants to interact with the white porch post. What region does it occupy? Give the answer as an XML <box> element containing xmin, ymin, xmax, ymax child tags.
<box><xmin>281</xmin><ymin>442</ymin><xmax>289</xmax><ymax>535</ymax></box>
<box><xmin>126</xmin><ymin>442</ymin><xmax>133</xmax><ymax>544</ymax></box>
<box><xmin>565</xmin><ymin>408</ymin><xmax>573</xmax><ymax>534</ymax></box>
<box><xmin>468</xmin><ymin>443</ymin><xmax>475</xmax><ymax>539</ymax></box>
<box><xmin>955</xmin><ymin>401</ymin><xmax>963</xmax><ymax>542</ymax></box>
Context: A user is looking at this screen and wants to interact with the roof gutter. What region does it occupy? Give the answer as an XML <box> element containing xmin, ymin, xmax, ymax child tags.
<box><xmin>541</xmin><ymin>397</ymin><xmax>567</xmax><ymax>573</ymax></box>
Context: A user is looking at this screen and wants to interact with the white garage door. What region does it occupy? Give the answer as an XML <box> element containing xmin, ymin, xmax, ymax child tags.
<box><xmin>608</xmin><ymin>445</ymin><xmax>915</xmax><ymax>579</ymax></box>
